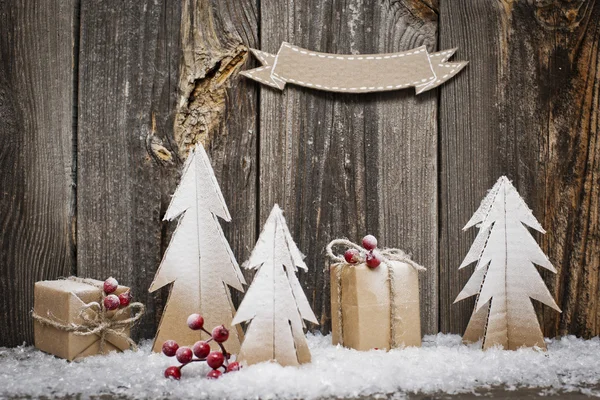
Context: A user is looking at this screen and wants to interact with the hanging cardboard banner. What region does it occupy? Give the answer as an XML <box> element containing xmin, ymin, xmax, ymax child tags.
<box><xmin>241</xmin><ymin>42</ymin><xmax>467</xmax><ymax>94</ymax></box>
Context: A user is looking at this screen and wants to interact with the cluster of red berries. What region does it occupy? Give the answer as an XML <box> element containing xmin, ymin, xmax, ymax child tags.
<box><xmin>343</xmin><ymin>234</ymin><xmax>382</xmax><ymax>269</ymax></box>
<box><xmin>162</xmin><ymin>314</ymin><xmax>240</xmax><ymax>380</ymax></box>
<box><xmin>102</xmin><ymin>277</ymin><xmax>132</xmax><ymax>310</ymax></box>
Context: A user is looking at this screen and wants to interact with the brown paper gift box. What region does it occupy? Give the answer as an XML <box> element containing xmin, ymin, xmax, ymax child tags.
<box><xmin>330</xmin><ymin>261</ymin><xmax>421</xmax><ymax>351</ymax></box>
<box><xmin>33</xmin><ymin>279</ymin><xmax>131</xmax><ymax>361</ymax></box>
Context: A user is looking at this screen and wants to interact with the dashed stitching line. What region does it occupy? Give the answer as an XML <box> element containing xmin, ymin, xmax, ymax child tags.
<box><xmin>244</xmin><ymin>66</ymin><xmax>282</xmax><ymax>89</ymax></box>
<box><xmin>282</xmin><ymin>43</ymin><xmax>426</xmax><ymax>61</ymax></box>
<box><xmin>253</xmin><ymin>50</ymin><xmax>275</xmax><ymax>65</ymax></box>
<box><xmin>431</xmin><ymin>50</ymin><xmax>453</xmax><ymax>57</ymax></box>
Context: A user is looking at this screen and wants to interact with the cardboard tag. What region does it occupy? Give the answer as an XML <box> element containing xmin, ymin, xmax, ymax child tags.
<box><xmin>149</xmin><ymin>144</ymin><xmax>245</xmax><ymax>353</ymax></box>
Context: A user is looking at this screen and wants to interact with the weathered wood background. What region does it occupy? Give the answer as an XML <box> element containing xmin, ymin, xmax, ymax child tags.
<box><xmin>0</xmin><ymin>0</ymin><xmax>598</xmax><ymax>347</ymax></box>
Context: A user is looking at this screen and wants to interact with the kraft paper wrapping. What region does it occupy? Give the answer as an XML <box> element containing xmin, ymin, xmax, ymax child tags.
<box><xmin>33</xmin><ymin>279</ymin><xmax>131</xmax><ymax>361</ymax></box>
<box><xmin>330</xmin><ymin>261</ymin><xmax>421</xmax><ymax>351</ymax></box>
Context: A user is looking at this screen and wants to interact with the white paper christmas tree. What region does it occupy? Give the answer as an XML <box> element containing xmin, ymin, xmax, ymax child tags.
<box><xmin>454</xmin><ymin>176</ymin><xmax>561</xmax><ymax>350</ymax></box>
<box><xmin>149</xmin><ymin>143</ymin><xmax>246</xmax><ymax>353</ymax></box>
<box><xmin>232</xmin><ymin>205</ymin><xmax>318</xmax><ymax>366</ymax></box>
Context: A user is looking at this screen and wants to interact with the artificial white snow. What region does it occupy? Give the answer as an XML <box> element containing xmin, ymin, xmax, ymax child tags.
<box><xmin>1</xmin><ymin>333</ymin><xmax>599</xmax><ymax>399</ymax></box>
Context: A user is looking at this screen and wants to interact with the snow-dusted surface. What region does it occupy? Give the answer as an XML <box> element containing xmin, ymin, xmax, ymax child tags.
<box><xmin>1</xmin><ymin>333</ymin><xmax>599</xmax><ymax>399</ymax></box>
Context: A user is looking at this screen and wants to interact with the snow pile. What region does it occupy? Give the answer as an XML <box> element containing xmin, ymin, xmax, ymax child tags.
<box><xmin>1</xmin><ymin>333</ymin><xmax>599</xmax><ymax>399</ymax></box>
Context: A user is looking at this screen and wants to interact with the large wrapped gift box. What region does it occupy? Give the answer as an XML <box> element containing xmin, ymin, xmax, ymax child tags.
<box><xmin>330</xmin><ymin>261</ymin><xmax>421</xmax><ymax>350</ymax></box>
<box><xmin>34</xmin><ymin>279</ymin><xmax>131</xmax><ymax>361</ymax></box>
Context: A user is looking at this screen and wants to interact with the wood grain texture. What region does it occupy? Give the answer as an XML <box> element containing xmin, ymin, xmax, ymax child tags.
<box><xmin>258</xmin><ymin>0</ymin><xmax>439</xmax><ymax>334</ymax></box>
<box><xmin>77</xmin><ymin>0</ymin><xmax>184</xmax><ymax>339</ymax></box>
<box><xmin>438</xmin><ymin>0</ymin><xmax>503</xmax><ymax>334</ymax></box>
<box><xmin>373</xmin><ymin>0</ymin><xmax>439</xmax><ymax>335</ymax></box>
<box><xmin>177</xmin><ymin>0</ymin><xmax>259</xmax><ymax>307</ymax></box>
<box><xmin>77</xmin><ymin>0</ymin><xmax>257</xmax><ymax>339</ymax></box>
<box><xmin>0</xmin><ymin>0</ymin><xmax>76</xmax><ymax>346</ymax></box>
<box><xmin>439</xmin><ymin>0</ymin><xmax>600</xmax><ymax>338</ymax></box>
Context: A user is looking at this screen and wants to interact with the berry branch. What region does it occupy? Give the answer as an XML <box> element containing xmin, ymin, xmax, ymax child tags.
<box><xmin>162</xmin><ymin>314</ymin><xmax>241</xmax><ymax>380</ymax></box>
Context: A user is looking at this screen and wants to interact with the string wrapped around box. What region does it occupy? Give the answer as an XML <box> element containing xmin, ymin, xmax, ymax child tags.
<box><xmin>32</xmin><ymin>277</ymin><xmax>145</xmax><ymax>361</ymax></box>
<box><xmin>327</xmin><ymin>238</ymin><xmax>424</xmax><ymax>351</ymax></box>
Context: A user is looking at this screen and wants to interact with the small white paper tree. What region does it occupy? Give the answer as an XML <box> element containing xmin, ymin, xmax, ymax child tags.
<box><xmin>149</xmin><ymin>144</ymin><xmax>246</xmax><ymax>353</ymax></box>
<box><xmin>454</xmin><ymin>176</ymin><xmax>561</xmax><ymax>350</ymax></box>
<box><xmin>232</xmin><ymin>205</ymin><xmax>318</xmax><ymax>366</ymax></box>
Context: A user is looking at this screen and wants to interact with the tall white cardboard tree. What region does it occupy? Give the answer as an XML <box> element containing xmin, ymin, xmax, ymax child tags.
<box><xmin>454</xmin><ymin>176</ymin><xmax>561</xmax><ymax>350</ymax></box>
<box><xmin>232</xmin><ymin>205</ymin><xmax>318</xmax><ymax>366</ymax></box>
<box><xmin>149</xmin><ymin>143</ymin><xmax>246</xmax><ymax>353</ymax></box>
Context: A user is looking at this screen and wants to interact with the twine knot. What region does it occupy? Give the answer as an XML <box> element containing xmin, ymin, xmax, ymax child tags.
<box><xmin>326</xmin><ymin>238</ymin><xmax>426</xmax><ymax>271</ymax></box>
<box><xmin>31</xmin><ymin>277</ymin><xmax>145</xmax><ymax>353</ymax></box>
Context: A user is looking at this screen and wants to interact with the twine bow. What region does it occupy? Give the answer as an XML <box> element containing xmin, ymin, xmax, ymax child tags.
<box><xmin>31</xmin><ymin>277</ymin><xmax>145</xmax><ymax>353</ymax></box>
<box><xmin>326</xmin><ymin>239</ymin><xmax>426</xmax><ymax>271</ymax></box>
<box><xmin>326</xmin><ymin>239</ymin><xmax>425</xmax><ymax>349</ymax></box>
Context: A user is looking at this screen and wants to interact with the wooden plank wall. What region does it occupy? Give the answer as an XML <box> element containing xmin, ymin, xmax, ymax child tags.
<box><xmin>0</xmin><ymin>0</ymin><xmax>76</xmax><ymax>347</ymax></box>
<box><xmin>258</xmin><ymin>0</ymin><xmax>439</xmax><ymax>334</ymax></box>
<box><xmin>76</xmin><ymin>0</ymin><xmax>258</xmax><ymax>338</ymax></box>
<box><xmin>438</xmin><ymin>0</ymin><xmax>600</xmax><ymax>337</ymax></box>
<box><xmin>0</xmin><ymin>0</ymin><xmax>598</xmax><ymax>346</ymax></box>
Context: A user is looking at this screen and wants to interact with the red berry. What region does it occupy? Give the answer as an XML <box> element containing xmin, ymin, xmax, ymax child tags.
<box><xmin>164</xmin><ymin>366</ymin><xmax>181</xmax><ymax>380</ymax></box>
<box><xmin>192</xmin><ymin>341</ymin><xmax>210</xmax><ymax>359</ymax></box>
<box><xmin>103</xmin><ymin>294</ymin><xmax>120</xmax><ymax>310</ymax></box>
<box><xmin>212</xmin><ymin>325</ymin><xmax>229</xmax><ymax>343</ymax></box>
<box><xmin>175</xmin><ymin>347</ymin><xmax>193</xmax><ymax>364</ymax></box>
<box><xmin>226</xmin><ymin>361</ymin><xmax>241</xmax><ymax>372</ymax></box>
<box><xmin>206</xmin><ymin>351</ymin><xmax>224</xmax><ymax>369</ymax></box>
<box><xmin>118</xmin><ymin>291</ymin><xmax>132</xmax><ymax>307</ymax></box>
<box><xmin>207</xmin><ymin>369</ymin><xmax>222</xmax><ymax>379</ymax></box>
<box><xmin>187</xmin><ymin>313</ymin><xmax>204</xmax><ymax>330</ymax></box>
<box><xmin>344</xmin><ymin>248</ymin><xmax>360</xmax><ymax>264</ymax></box>
<box><xmin>362</xmin><ymin>235</ymin><xmax>378</xmax><ymax>251</ymax></box>
<box><xmin>365</xmin><ymin>251</ymin><xmax>381</xmax><ymax>269</ymax></box>
<box><xmin>103</xmin><ymin>277</ymin><xmax>118</xmax><ymax>294</ymax></box>
<box><xmin>162</xmin><ymin>340</ymin><xmax>179</xmax><ymax>357</ymax></box>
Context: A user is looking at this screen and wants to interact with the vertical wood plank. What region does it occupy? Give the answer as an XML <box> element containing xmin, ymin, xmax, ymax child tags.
<box><xmin>374</xmin><ymin>1</ymin><xmax>439</xmax><ymax>335</ymax></box>
<box><xmin>0</xmin><ymin>0</ymin><xmax>76</xmax><ymax>346</ymax></box>
<box><xmin>77</xmin><ymin>0</ymin><xmax>257</xmax><ymax>338</ymax></box>
<box><xmin>185</xmin><ymin>0</ymin><xmax>259</xmax><ymax>305</ymax></box>
<box><xmin>438</xmin><ymin>0</ymin><xmax>502</xmax><ymax>334</ymax></box>
<box><xmin>439</xmin><ymin>0</ymin><xmax>600</xmax><ymax>337</ymax></box>
<box><xmin>259</xmin><ymin>0</ymin><xmax>439</xmax><ymax>334</ymax></box>
<box><xmin>77</xmin><ymin>0</ymin><xmax>183</xmax><ymax>339</ymax></box>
